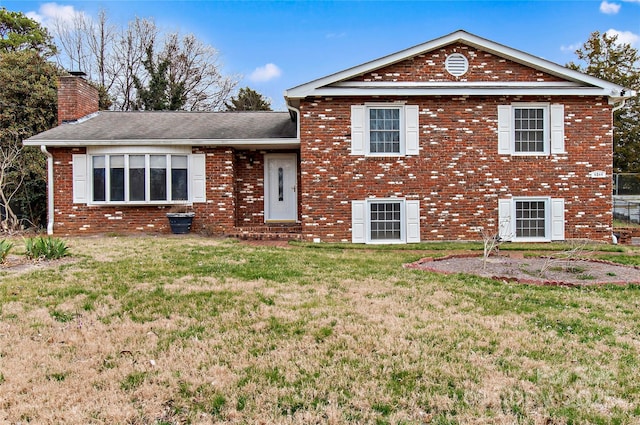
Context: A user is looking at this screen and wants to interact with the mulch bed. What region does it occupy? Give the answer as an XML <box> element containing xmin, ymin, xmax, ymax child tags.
<box><xmin>405</xmin><ymin>254</ymin><xmax>640</xmax><ymax>287</ymax></box>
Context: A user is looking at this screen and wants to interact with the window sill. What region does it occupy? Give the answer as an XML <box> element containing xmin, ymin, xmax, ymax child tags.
<box><xmin>507</xmin><ymin>152</ymin><xmax>550</xmax><ymax>157</ymax></box>
<box><xmin>88</xmin><ymin>201</ymin><xmax>192</xmax><ymax>207</ymax></box>
<box><xmin>351</xmin><ymin>153</ymin><xmax>407</xmax><ymax>157</ymax></box>
<box><xmin>512</xmin><ymin>237</ymin><xmax>551</xmax><ymax>243</ymax></box>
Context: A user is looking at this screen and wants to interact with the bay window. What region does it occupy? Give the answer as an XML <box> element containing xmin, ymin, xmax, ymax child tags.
<box><xmin>72</xmin><ymin>148</ymin><xmax>205</xmax><ymax>205</ymax></box>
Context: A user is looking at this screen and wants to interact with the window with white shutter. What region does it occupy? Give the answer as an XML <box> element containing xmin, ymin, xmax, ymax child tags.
<box><xmin>498</xmin><ymin>197</ymin><xmax>565</xmax><ymax>242</ymax></box>
<box><xmin>350</xmin><ymin>104</ymin><xmax>419</xmax><ymax>156</ymax></box>
<box><xmin>497</xmin><ymin>103</ymin><xmax>565</xmax><ymax>156</ymax></box>
<box><xmin>351</xmin><ymin>199</ymin><xmax>420</xmax><ymax>244</ymax></box>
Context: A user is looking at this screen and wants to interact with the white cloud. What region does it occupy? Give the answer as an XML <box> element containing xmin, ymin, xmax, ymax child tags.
<box><xmin>25</xmin><ymin>3</ymin><xmax>85</xmax><ymax>29</ymax></box>
<box><xmin>326</xmin><ymin>32</ymin><xmax>347</xmax><ymax>39</ymax></box>
<box><xmin>606</xmin><ymin>29</ymin><xmax>640</xmax><ymax>46</ymax></box>
<box><xmin>600</xmin><ymin>0</ymin><xmax>621</xmax><ymax>14</ymax></box>
<box><xmin>560</xmin><ymin>43</ymin><xmax>581</xmax><ymax>53</ymax></box>
<box><xmin>249</xmin><ymin>63</ymin><xmax>282</xmax><ymax>82</ymax></box>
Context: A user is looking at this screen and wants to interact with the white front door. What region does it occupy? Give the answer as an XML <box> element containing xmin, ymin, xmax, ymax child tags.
<box><xmin>264</xmin><ymin>153</ymin><xmax>297</xmax><ymax>222</ymax></box>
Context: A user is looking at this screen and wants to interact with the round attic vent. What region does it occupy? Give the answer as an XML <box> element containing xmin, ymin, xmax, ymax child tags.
<box><xmin>445</xmin><ymin>53</ymin><xmax>469</xmax><ymax>77</ymax></box>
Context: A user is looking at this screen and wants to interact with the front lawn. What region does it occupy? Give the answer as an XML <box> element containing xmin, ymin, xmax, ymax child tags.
<box><xmin>1</xmin><ymin>236</ymin><xmax>639</xmax><ymax>424</ymax></box>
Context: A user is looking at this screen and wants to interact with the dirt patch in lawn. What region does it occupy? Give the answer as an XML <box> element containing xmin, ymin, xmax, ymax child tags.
<box><xmin>405</xmin><ymin>254</ymin><xmax>640</xmax><ymax>286</ymax></box>
<box><xmin>0</xmin><ymin>254</ymin><xmax>78</xmax><ymax>276</ymax></box>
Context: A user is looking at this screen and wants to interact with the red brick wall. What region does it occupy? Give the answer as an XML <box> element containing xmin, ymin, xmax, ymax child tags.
<box><xmin>352</xmin><ymin>43</ymin><xmax>566</xmax><ymax>83</ymax></box>
<box><xmin>49</xmin><ymin>146</ymin><xmax>238</xmax><ymax>235</ymax></box>
<box><xmin>192</xmin><ymin>146</ymin><xmax>236</xmax><ymax>233</ymax></box>
<box><xmin>57</xmin><ymin>76</ymin><xmax>99</xmax><ymax>125</ymax></box>
<box><xmin>235</xmin><ymin>151</ymin><xmax>265</xmax><ymax>226</ymax></box>
<box><xmin>48</xmin><ymin>147</ymin><xmax>170</xmax><ymax>233</ymax></box>
<box><xmin>298</xmin><ymin>95</ymin><xmax>613</xmax><ymax>242</ymax></box>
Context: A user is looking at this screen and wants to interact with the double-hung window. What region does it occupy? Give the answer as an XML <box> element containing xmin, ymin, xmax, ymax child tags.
<box><xmin>369</xmin><ymin>108</ymin><xmax>401</xmax><ymax>154</ymax></box>
<box><xmin>498</xmin><ymin>197</ymin><xmax>565</xmax><ymax>242</ymax></box>
<box><xmin>370</xmin><ymin>201</ymin><xmax>402</xmax><ymax>241</ymax></box>
<box><xmin>352</xmin><ymin>199</ymin><xmax>420</xmax><ymax>244</ymax></box>
<box><xmin>498</xmin><ymin>103</ymin><xmax>565</xmax><ymax>155</ymax></box>
<box><xmin>72</xmin><ymin>148</ymin><xmax>205</xmax><ymax>205</ymax></box>
<box><xmin>515</xmin><ymin>199</ymin><xmax>547</xmax><ymax>238</ymax></box>
<box><xmin>351</xmin><ymin>104</ymin><xmax>419</xmax><ymax>156</ymax></box>
<box><xmin>513</xmin><ymin>107</ymin><xmax>545</xmax><ymax>153</ymax></box>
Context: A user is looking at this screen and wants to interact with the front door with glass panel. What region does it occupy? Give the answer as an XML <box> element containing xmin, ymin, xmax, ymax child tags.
<box><xmin>264</xmin><ymin>154</ymin><xmax>297</xmax><ymax>222</ymax></box>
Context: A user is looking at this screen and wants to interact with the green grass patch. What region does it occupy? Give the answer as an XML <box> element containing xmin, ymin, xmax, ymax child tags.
<box><xmin>120</xmin><ymin>371</ymin><xmax>148</xmax><ymax>391</ymax></box>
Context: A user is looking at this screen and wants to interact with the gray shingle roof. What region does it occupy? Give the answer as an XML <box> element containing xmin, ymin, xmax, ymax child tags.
<box><xmin>26</xmin><ymin>111</ymin><xmax>297</xmax><ymax>144</ymax></box>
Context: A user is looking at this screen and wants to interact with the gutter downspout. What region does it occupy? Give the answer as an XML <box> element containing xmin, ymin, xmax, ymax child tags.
<box><xmin>41</xmin><ymin>145</ymin><xmax>54</xmax><ymax>235</ymax></box>
<box><xmin>284</xmin><ymin>95</ymin><xmax>300</xmax><ymax>141</ymax></box>
<box><xmin>286</xmin><ymin>102</ymin><xmax>301</xmax><ymax>140</ymax></box>
<box><xmin>610</xmin><ymin>98</ymin><xmax>627</xmax><ymax>244</ymax></box>
<box><xmin>611</xmin><ymin>98</ymin><xmax>627</xmax><ymax>113</ymax></box>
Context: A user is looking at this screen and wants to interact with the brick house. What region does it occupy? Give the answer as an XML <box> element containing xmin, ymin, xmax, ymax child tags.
<box><xmin>25</xmin><ymin>30</ymin><xmax>634</xmax><ymax>243</ymax></box>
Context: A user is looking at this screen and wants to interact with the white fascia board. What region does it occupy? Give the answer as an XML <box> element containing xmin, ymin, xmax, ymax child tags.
<box><xmin>332</xmin><ymin>81</ymin><xmax>585</xmax><ymax>88</ymax></box>
<box><xmin>284</xmin><ymin>29</ymin><xmax>631</xmax><ymax>100</ymax></box>
<box><xmin>23</xmin><ymin>138</ymin><xmax>301</xmax><ymax>149</ymax></box>
<box><xmin>307</xmin><ymin>87</ymin><xmax>610</xmax><ymax>97</ymax></box>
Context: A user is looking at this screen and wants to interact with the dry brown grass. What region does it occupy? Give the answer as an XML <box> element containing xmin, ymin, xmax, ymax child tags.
<box><xmin>0</xmin><ymin>236</ymin><xmax>639</xmax><ymax>424</ymax></box>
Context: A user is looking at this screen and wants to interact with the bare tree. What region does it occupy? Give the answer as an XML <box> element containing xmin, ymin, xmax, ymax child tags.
<box><xmin>84</xmin><ymin>9</ymin><xmax>116</xmax><ymax>90</ymax></box>
<box><xmin>0</xmin><ymin>142</ymin><xmax>23</xmax><ymax>231</ymax></box>
<box><xmin>52</xmin><ymin>10</ymin><xmax>91</xmax><ymax>73</ymax></box>
<box><xmin>51</xmin><ymin>11</ymin><xmax>236</xmax><ymax>111</ymax></box>
<box><xmin>109</xmin><ymin>17</ymin><xmax>158</xmax><ymax>110</ymax></box>
<box><xmin>162</xmin><ymin>32</ymin><xmax>237</xmax><ymax>111</ymax></box>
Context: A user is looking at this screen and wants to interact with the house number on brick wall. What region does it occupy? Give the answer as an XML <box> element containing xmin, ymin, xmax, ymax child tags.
<box><xmin>587</xmin><ymin>170</ymin><xmax>607</xmax><ymax>178</ymax></box>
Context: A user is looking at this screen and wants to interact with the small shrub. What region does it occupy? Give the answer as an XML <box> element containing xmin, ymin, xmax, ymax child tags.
<box><xmin>0</xmin><ymin>239</ymin><xmax>13</xmax><ymax>263</ymax></box>
<box><xmin>24</xmin><ymin>237</ymin><xmax>70</xmax><ymax>260</ymax></box>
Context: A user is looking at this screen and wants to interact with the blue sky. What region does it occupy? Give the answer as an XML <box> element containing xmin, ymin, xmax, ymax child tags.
<box><xmin>2</xmin><ymin>0</ymin><xmax>639</xmax><ymax>110</ymax></box>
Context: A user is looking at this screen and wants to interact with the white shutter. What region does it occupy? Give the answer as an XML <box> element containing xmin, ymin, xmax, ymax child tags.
<box><xmin>405</xmin><ymin>105</ymin><xmax>419</xmax><ymax>155</ymax></box>
<box><xmin>190</xmin><ymin>154</ymin><xmax>206</xmax><ymax>203</ymax></box>
<box><xmin>498</xmin><ymin>199</ymin><xmax>513</xmax><ymax>241</ymax></box>
<box><xmin>351</xmin><ymin>200</ymin><xmax>366</xmax><ymax>243</ymax></box>
<box><xmin>497</xmin><ymin>105</ymin><xmax>512</xmax><ymax>155</ymax></box>
<box><xmin>350</xmin><ymin>105</ymin><xmax>365</xmax><ymax>155</ymax></box>
<box><xmin>72</xmin><ymin>154</ymin><xmax>88</xmax><ymax>204</ymax></box>
<box><xmin>550</xmin><ymin>104</ymin><xmax>565</xmax><ymax>154</ymax></box>
<box><xmin>550</xmin><ymin>198</ymin><xmax>565</xmax><ymax>240</ymax></box>
<box><xmin>405</xmin><ymin>200</ymin><xmax>420</xmax><ymax>243</ymax></box>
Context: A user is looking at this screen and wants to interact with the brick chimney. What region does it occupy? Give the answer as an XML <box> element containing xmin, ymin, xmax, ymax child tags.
<box><xmin>57</xmin><ymin>73</ymin><xmax>99</xmax><ymax>125</ymax></box>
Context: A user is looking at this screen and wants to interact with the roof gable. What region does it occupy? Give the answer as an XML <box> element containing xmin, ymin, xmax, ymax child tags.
<box><xmin>348</xmin><ymin>42</ymin><xmax>567</xmax><ymax>84</ymax></box>
<box><xmin>285</xmin><ymin>30</ymin><xmax>633</xmax><ymax>101</ymax></box>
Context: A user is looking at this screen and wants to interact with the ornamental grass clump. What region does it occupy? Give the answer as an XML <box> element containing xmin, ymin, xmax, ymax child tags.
<box><xmin>0</xmin><ymin>239</ymin><xmax>12</xmax><ymax>263</ymax></box>
<box><xmin>24</xmin><ymin>236</ymin><xmax>70</xmax><ymax>260</ymax></box>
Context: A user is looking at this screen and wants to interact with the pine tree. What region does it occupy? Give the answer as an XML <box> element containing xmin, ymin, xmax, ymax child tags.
<box><xmin>133</xmin><ymin>45</ymin><xmax>186</xmax><ymax>111</ymax></box>
<box><xmin>567</xmin><ymin>31</ymin><xmax>640</xmax><ymax>172</ymax></box>
<box><xmin>225</xmin><ymin>87</ymin><xmax>271</xmax><ymax>111</ymax></box>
